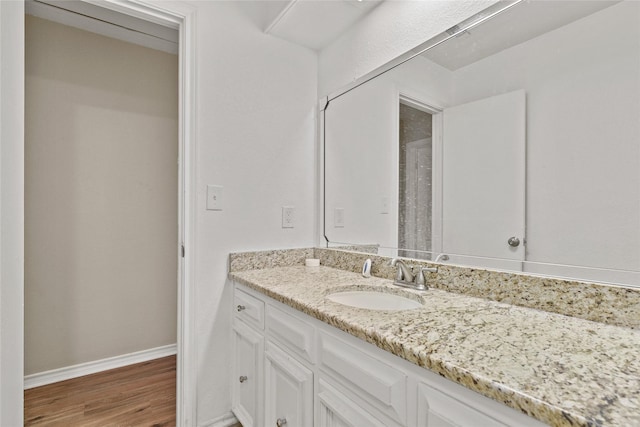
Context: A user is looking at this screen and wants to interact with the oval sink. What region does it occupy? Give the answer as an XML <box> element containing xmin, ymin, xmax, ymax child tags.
<box><xmin>326</xmin><ymin>290</ymin><xmax>423</xmax><ymax>311</ymax></box>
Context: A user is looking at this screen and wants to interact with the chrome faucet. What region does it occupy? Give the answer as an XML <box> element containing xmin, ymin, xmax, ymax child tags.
<box><xmin>390</xmin><ymin>258</ymin><xmax>414</xmax><ymax>283</ymax></box>
<box><xmin>390</xmin><ymin>258</ymin><xmax>437</xmax><ymax>291</ymax></box>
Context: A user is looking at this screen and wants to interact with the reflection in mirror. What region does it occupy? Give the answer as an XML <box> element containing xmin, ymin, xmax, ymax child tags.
<box><xmin>398</xmin><ymin>98</ymin><xmax>434</xmax><ymax>260</ymax></box>
<box><xmin>324</xmin><ymin>0</ymin><xmax>640</xmax><ymax>286</ymax></box>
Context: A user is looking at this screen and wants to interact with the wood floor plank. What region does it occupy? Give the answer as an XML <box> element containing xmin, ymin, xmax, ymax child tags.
<box><xmin>25</xmin><ymin>355</ymin><xmax>176</xmax><ymax>426</ymax></box>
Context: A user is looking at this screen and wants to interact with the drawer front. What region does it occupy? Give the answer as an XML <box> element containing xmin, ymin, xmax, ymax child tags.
<box><xmin>319</xmin><ymin>332</ymin><xmax>407</xmax><ymax>425</ymax></box>
<box><xmin>267</xmin><ymin>304</ymin><xmax>315</xmax><ymax>364</ymax></box>
<box><xmin>234</xmin><ymin>287</ymin><xmax>265</xmax><ymax>330</ymax></box>
<box><xmin>417</xmin><ymin>382</ymin><xmax>508</xmax><ymax>427</ymax></box>
<box><xmin>317</xmin><ymin>379</ymin><xmax>389</xmax><ymax>427</ymax></box>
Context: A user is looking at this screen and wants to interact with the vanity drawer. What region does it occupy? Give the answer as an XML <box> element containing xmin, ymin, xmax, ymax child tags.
<box><xmin>319</xmin><ymin>331</ymin><xmax>407</xmax><ymax>425</ymax></box>
<box><xmin>234</xmin><ymin>287</ymin><xmax>265</xmax><ymax>330</ymax></box>
<box><xmin>417</xmin><ymin>381</ymin><xmax>509</xmax><ymax>427</ymax></box>
<box><xmin>266</xmin><ymin>304</ymin><xmax>315</xmax><ymax>364</ymax></box>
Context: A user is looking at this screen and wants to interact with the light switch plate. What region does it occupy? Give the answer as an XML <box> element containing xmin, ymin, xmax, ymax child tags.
<box><xmin>380</xmin><ymin>196</ymin><xmax>390</xmax><ymax>214</ymax></box>
<box><xmin>206</xmin><ymin>185</ymin><xmax>223</xmax><ymax>210</ymax></box>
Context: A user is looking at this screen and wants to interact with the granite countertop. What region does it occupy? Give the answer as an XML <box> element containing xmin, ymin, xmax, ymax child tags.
<box><xmin>229</xmin><ymin>265</ymin><xmax>640</xmax><ymax>427</ymax></box>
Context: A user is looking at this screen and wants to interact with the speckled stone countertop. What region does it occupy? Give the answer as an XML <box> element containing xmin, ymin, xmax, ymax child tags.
<box><xmin>229</xmin><ymin>265</ymin><xmax>640</xmax><ymax>427</ymax></box>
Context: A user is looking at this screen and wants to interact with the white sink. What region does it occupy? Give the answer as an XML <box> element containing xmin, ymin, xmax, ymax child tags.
<box><xmin>326</xmin><ymin>290</ymin><xmax>423</xmax><ymax>311</ymax></box>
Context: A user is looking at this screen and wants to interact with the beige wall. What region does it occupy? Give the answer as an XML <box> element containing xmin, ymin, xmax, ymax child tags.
<box><xmin>25</xmin><ymin>15</ymin><xmax>178</xmax><ymax>375</ymax></box>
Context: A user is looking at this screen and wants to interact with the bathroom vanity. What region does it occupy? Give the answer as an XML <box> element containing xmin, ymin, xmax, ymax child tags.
<box><xmin>228</xmin><ymin>3</ymin><xmax>640</xmax><ymax>424</ymax></box>
<box><xmin>227</xmin><ymin>249</ymin><xmax>640</xmax><ymax>427</ymax></box>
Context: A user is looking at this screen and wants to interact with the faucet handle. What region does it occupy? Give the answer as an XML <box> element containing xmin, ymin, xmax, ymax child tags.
<box><xmin>415</xmin><ymin>266</ymin><xmax>438</xmax><ymax>289</ymax></box>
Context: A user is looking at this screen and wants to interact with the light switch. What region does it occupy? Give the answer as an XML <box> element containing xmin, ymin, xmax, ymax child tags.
<box><xmin>206</xmin><ymin>185</ymin><xmax>223</xmax><ymax>210</ymax></box>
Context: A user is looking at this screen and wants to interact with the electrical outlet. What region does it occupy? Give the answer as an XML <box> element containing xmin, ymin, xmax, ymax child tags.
<box><xmin>282</xmin><ymin>206</ymin><xmax>295</xmax><ymax>228</ymax></box>
<box><xmin>334</xmin><ymin>208</ymin><xmax>345</xmax><ymax>228</ymax></box>
<box><xmin>206</xmin><ymin>185</ymin><xmax>223</xmax><ymax>210</ymax></box>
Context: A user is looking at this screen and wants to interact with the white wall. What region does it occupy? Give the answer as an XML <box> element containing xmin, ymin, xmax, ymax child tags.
<box><xmin>0</xmin><ymin>0</ymin><xmax>317</xmax><ymax>424</ymax></box>
<box><xmin>318</xmin><ymin>0</ymin><xmax>498</xmax><ymax>97</ymax></box>
<box><xmin>25</xmin><ymin>15</ymin><xmax>179</xmax><ymax>375</ymax></box>
<box><xmin>190</xmin><ymin>2</ymin><xmax>317</xmax><ymax>424</ymax></box>
<box><xmin>451</xmin><ymin>1</ymin><xmax>640</xmax><ymax>277</ymax></box>
<box><xmin>0</xmin><ymin>1</ymin><xmax>25</xmax><ymax>424</ymax></box>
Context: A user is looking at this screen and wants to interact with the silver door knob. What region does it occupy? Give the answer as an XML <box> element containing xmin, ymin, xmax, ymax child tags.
<box><xmin>236</xmin><ymin>305</ymin><xmax>246</xmax><ymax>312</ymax></box>
<box><xmin>276</xmin><ymin>418</ymin><xmax>287</xmax><ymax>427</ymax></box>
<box><xmin>239</xmin><ymin>375</ymin><xmax>247</xmax><ymax>383</ymax></box>
<box><xmin>507</xmin><ymin>237</ymin><xmax>520</xmax><ymax>247</ymax></box>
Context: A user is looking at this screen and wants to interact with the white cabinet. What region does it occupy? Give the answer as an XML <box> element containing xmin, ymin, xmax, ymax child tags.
<box><xmin>317</xmin><ymin>379</ymin><xmax>388</xmax><ymax>427</ymax></box>
<box><xmin>232</xmin><ymin>320</ymin><xmax>263</xmax><ymax>427</ymax></box>
<box><xmin>416</xmin><ymin>382</ymin><xmax>508</xmax><ymax>427</ymax></box>
<box><xmin>231</xmin><ymin>282</ymin><xmax>545</xmax><ymax>427</ymax></box>
<box><xmin>264</xmin><ymin>343</ymin><xmax>314</xmax><ymax>427</ymax></box>
<box><xmin>318</xmin><ymin>332</ymin><xmax>405</xmax><ymax>426</ymax></box>
<box><xmin>234</xmin><ymin>287</ymin><xmax>265</xmax><ymax>330</ymax></box>
<box><xmin>266</xmin><ymin>303</ymin><xmax>316</xmax><ymax>364</ymax></box>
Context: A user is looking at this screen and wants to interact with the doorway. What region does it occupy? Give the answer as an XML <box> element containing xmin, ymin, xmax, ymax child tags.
<box><xmin>396</xmin><ymin>95</ymin><xmax>443</xmax><ymax>260</ymax></box>
<box><xmin>19</xmin><ymin>0</ymin><xmax>195</xmax><ymax>425</ymax></box>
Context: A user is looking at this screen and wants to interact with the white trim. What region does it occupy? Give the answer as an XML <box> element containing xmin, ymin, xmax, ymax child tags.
<box><xmin>24</xmin><ymin>344</ymin><xmax>177</xmax><ymax>390</ymax></box>
<box><xmin>198</xmin><ymin>411</ymin><xmax>240</xmax><ymax>427</ymax></box>
<box><xmin>431</xmin><ymin>111</ymin><xmax>443</xmax><ymax>257</ymax></box>
<box><xmin>25</xmin><ymin>1</ymin><xmax>178</xmax><ymax>54</ymax></box>
<box><xmin>1</xmin><ymin>1</ymin><xmax>26</xmax><ymax>424</ymax></box>
<box><xmin>174</xmin><ymin>3</ymin><xmax>197</xmax><ymax>426</ymax></box>
<box><xmin>85</xmin><ymin>0</ymin><xmax>181</xmax><ymax>28</ymax></box>
<box><xmin>264</xmin><ymin>0</ymin><xmax>297</xmax><ymax>34</ymax></box>
<box><xmin>317</xmin><ymin>97</ymin><xmax>327</xmax><ymax>246</ymax></box>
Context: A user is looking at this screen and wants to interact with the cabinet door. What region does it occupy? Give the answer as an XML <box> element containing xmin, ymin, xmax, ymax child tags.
<box><xmin>416</xmin><ymin>382</ymin><xmax>507</xmax><ymax>427</ymax></box>
<box><xmin>264</xmin><ymin>343</ymin><xmax>313</xmax><ymax>427</ymax></box>
<box><xmin>232</xmin><ymin>321</ymin><xmax>264</xmax><ymax>427</ymax></box>
<box><xmin>317</xmin><ymin>379</ymin><xmax>388</xmax><ymax>427</ymax></box>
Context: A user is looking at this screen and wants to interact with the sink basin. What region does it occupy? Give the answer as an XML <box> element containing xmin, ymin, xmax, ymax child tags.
<box><xmin>326</xmin><ymin>290</ymin><xmax>423</xmax><ymax>311</ymax></box>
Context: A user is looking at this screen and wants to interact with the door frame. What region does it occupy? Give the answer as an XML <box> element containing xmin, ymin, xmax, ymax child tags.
<box><xmin>1</xmin><ymin>0</ymin><xmax>197</xmax><ymax>425</ymax></box>
<box><xmin>394</xmin><ymin>88</ymin><xmax>443</xmax><ymax>259</ymax></box>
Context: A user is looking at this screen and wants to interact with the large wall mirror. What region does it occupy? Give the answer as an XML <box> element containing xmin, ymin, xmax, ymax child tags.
<box><xmin>323</xmin><ymin>0</ymin><xmax>640</xmax><ymax>287</ymax></box>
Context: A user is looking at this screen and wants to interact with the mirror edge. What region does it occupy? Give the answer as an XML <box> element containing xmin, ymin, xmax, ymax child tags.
<box><xmin>324</xmin><ymin>0</ymin><xmax>523</xmax><ymax>104</ymax></box>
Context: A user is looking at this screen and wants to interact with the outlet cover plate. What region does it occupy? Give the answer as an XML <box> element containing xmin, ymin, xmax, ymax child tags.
<box><xmin>282</xmin><ymin>206</ymin><xmax>295</xmax><ymax>228</ymax></box>
<box><xmin>334</xmin><ymin>208</ymin><xmax>345</xmax><ymax>228</ymax></box>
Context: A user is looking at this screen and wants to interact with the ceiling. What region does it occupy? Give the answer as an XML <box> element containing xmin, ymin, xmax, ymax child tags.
<box><xmin>422</xmin><ymin>0</ymin><xmax>621</xmax><ymax>71</ymax></box>
<box><xmin>265</xmin><ymin>0</ymin><xmax>383</xmax><ymax>51</ymax></box>
<box><xmin>25</xmin><ymin>0</ymin><xmax>381</xmax><ymax>55</ymax></box>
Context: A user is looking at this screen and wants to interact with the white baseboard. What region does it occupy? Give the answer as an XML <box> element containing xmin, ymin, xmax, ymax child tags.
<box><xmin>199</xmin><ymin>411</ymin><xmax>239</xmax><ymax>427</ymax></box>
<box><xmin>24</xmin><ymin>343</ymin><xmax>177</xmax><ymax>389</ymax></box>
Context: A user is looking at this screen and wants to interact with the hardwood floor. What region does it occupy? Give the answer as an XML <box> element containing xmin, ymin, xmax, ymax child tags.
<box><xmin>25</xmin><ymin>355</ymin><xmax>176</xmax><ymax>426</ymax></box>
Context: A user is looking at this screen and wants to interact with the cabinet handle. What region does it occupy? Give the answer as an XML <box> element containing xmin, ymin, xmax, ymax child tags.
<box><xmin>239</xmin><ymin>375</ymin><xmax>247</xmax><ymax>383</ymax></box>
<box><xmin>236</xmin><ymin>305</ymin><xmax>246</xmax><ymax>312</ymax></box>
<box><xmin>276</xmin><ymin>418</ymin><xmax>287</xmax><ymax>427</ymax></box>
